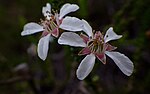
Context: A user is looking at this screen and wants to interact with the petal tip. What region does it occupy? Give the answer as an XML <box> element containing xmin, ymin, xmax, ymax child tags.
<box><xmin>46</xmin><ymin>3</ymin><xmax>50</xmax><ymax>6</ymax></box>
<box><xmin>109</xmin><ymin>27</ymin><xmax>113</xmax><ymax>30</ymax></box>
<box><xmin>119</xmin><ymin>35</ymin><xmax>123</xmax><ymax>38</ymax></box>
<box><xmin>105</xmin><ymin>51</ymin><xmax>134</xmax><ymax>77</ymax></box>
<box><xmin>126</xmin><ymin>63</ymin><xmax>134</xmax><ymax>76</ymax></box>
<box><xmin>57</xmin><ymin>39</ymin><xmax>62</xmax><ymax>44</ymax></box>
<box><xmin>75</xmin><ymin>4</ymin><xmax>79</xmax><ymax>9</ymax></box>
<box><xmin>21</xmin><ymin>31</ymin><xmax>25</xmax><ymax>36</ymax></box>
<box><xmin>40</xmin><ymin>56</ymin><xmax>46</xmax><ymax>61</ymax></box>
<box><xmin>59</xmin><ymin>3</ymin><xmax>79</xmax><ymax>19</ymax></box>
<box><xmin>76</xmin><ymin>70</ymin><xmax>85</xmax><ymax>80</ymax></box>
<box><xmin>39</xmin><ymin>55</ymin><xmax>46</xmax><ymax>61</ymax></box>
<box><xmin>77</xmin><ymin>76</ymin><xmax>84</xmax><ymax>80</ymax></box>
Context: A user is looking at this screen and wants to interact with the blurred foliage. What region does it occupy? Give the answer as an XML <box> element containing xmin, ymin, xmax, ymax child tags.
<box><xmin>113</xmin><ymin>0</ymin><xmax>150</xmax><ymax>93</ymax></box>
<box><xmin>0</xmin><ymin>0</ymin><xmax>150</xmax><ymax>94</ymax></box>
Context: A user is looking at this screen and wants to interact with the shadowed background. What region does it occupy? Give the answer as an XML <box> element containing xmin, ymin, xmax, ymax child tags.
<box><xmin>0</xmin><ymin>0</ymin><xmax>150</xmax><ymax>94</ymax></box>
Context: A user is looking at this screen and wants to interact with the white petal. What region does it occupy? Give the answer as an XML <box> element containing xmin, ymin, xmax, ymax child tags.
<box><xmin>105</xmin><ymin>51</ymin><xmax>134</xmax><ymax>76</ymax></box>
<box><xmin>42</xmin><ymin>3</ymin><xmax>51</xmax><ymax>16</ymax></box>
<box><xmin>21</xmin><ymin>23</ymin><xmax>44</xmax><ymax>36</ymax></box>
<box><xmin>49</xmin><ymin>35</ymin><xmax>54</xmax><ymax>42</ymax></box>
<box><xmin>82</xmin><ymin>19</ymin><xmax>93</xmax><ymax>37</ymax></box>
<box><xmin>59</xmin><ymin>16</ymin><xmax>83</xmax><ymax>31</ymax></box>
<box><xmin>37</xmin><ymin>34</ymin><xmax>50</xmax><ymax>60</ymax></box>
<box><xmin>58</xmin><ymin>32</ymin><xmax>86</xmax><ymax>47</ymax></box>
<box><xmin>76</xmin><ymin>54</ymin><xmax>96</xmax><ymax>80</ymax></box>
<box><xmin>59</xmin><ymin>3</ymin><xmax>79</xmax><ymax>19</ymax></box>
<box><xmin>104</xmin><ymin>27</ymin><xmax>122</xmax><ymax>43</ymax></box>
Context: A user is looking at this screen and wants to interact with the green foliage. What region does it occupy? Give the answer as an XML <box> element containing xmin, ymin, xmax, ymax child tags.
<box><xmin>78</xmin><ymin>0</ymin><xmax>88</xmax><ymax>18</ymax></box>
<box><xmin>113</xmin><ymin>0</ymin><xmax>150</xmax><ymax>93</ymax></box>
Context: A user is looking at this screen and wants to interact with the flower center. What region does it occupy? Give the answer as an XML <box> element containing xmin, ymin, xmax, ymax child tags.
<box><xmin>87</xmin><ymin>32</ymin><xmax>105</xmax><ymax>54</ymax></box>
<box><xmin>40</xmin><ymin>15</ymin><xmax>58</xmax><ymax>33</ymax></box>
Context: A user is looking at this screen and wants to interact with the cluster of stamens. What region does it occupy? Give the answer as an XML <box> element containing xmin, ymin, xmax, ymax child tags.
<box><xmin>87</xmin><ymin>32</ymin><xmax>105</xmax><ymax>54</ymax></box>
<box><xmin>40</xmin><ymin>16</ymin><xmax>58</xmax><ymax>32</ymax></box>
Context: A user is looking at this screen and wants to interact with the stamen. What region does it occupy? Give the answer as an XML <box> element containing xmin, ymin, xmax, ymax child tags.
<box><xmin>51</xmin><ymin>21</ymin><xmax>57</xmax><ymax>30</ymax></box>
<box><xmin>96</xmin><ymin>45</ymin><xmax>100</xmax><ymax>53</ymax></box>
<box><xmin>52</xmin><ymin>9</ymin><xmax>55</xmax><ymax>13</ymax></box>
<box><xmin>47</xmin><ymin>26</ymin><xmax>52</xmax><ymax>31</ymax></box>
<box><xmin>52</xmin><ymin>21</ymin><xmax>58</xmax><ymax>27</ymax></box>
<box><xmin>49</xmin><ymin>22</ymin><xmax>54</xmax><ymax>30</ymax></box>
<box><xmin>91</xmin><ymin>45</ymin><xmax>95</xmax><ymax>53</ymax></box>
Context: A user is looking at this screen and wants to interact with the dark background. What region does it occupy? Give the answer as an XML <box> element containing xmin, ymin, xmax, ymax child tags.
<box><xmin>0</xmin><ymin>0</ymin><xmax>150</xmax><ymax>94</ymax></box>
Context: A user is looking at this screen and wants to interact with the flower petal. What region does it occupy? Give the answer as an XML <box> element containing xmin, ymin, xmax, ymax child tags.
<box><xmin>42</xmin><ymin>3</ymin><xmax>51</xmax><ymax>14</ymax></box>
<box><xmin>76</xmin><ymin>54</ymin><xmax>96</xmax><ymax>80</ymax></box>
<box><xmin>80</xmin><ymin>33</ymin><xmax>89</xmax><ymax>44</ymax></box>
<box><xmin>59</xmin><ymin>16</ymin><xmax>83</xmax><ymax>31</ymax></box>
<box><xmin>95</xmin><ymin>53</ymin><xmax>106</xmax><ymax>64</ymax></box>
<box><xmin>41</xmin><ymin>31</ymin><xmax>49</xmax><ymax>37</ymax></box>
<box><xmin>42</xmin><ymin>3</ymin><xmax>51</xmax><ymax>20</ymax></box>
<box><xmin>104</xmin><ymin>27</ymin><xmax>122</xmax><ymax>43</ymax></box>
<box><xmin>105</xmin><ymin>43</ymin><xmax>117</xmax><ymax>51</ymax></box>
<box><xmin>58</xmin><ymin>32</ymin><xmax>86</xmax><ymax>47</ymax></box>
<box><xmin>59</xmin><ymin>3</ymin><xmax>79</xmax><ymax>19</ymax></box>
<box><xmin>49</xmin><ymin>35</ymin><xmax>54</xmax><ymax>42</ymax></box>
<box><xmin>78</xmin><ymin>47</ymin><xmax>91</xmax><ymax>55</ymax></box>
<box><xmin>21</xmin><ymin>23</ymin><xmax>44</xmax><ymax>36</ymax></box>
<box><xmin>82</xmin><ymin>19</ymin><xmax>93</xmax><ymax>37</ymax></box>
<box><xmin>105</xmin><ymin>51</ymin><xmax>134</xmax><ymax>76</ymax></box>
<box><xmin>51</xmin><ymin>28</ymin><xmax>59</xmax><ymax>38</ymax></box>
<box><xmin>37</xmin><ymin>34</ymin><xmax>50</xmax><ymax>60</ymax></box>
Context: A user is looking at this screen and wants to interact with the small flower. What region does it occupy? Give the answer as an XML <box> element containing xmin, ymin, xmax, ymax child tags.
<box><xmin>58</xmin><ymin>19</ymin><xmax>134</xmax><ymax>80</ymax></box>
<box><xmin>21</xmin><ymin>3</ymin><xmax>83</xmax><ymax>60</ymax></box>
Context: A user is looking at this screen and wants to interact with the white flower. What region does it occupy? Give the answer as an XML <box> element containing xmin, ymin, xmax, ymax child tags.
<box><xmin>21</xmin><ymin>3</ymin><xmax>83</xmax><ymax>60</ymax></box>
<box><xmin>42</xmin><ymin>3</ymin><xmax>79</xmax><ymax>20</ymax></box>
<box><xmin>58</xmin><ymin>19</ymin><xmax>134</xmax><ymax>80</ymax></box>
